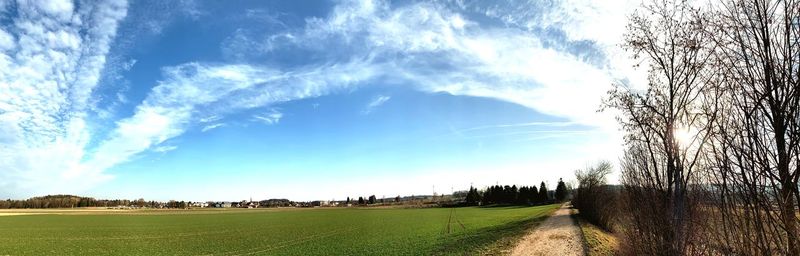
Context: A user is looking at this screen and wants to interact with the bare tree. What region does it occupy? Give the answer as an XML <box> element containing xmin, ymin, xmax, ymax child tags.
<box><xmin>702</xmin><ymin>0</ymin><xmax>800</xmax><ymax>254</ymax></box>
<box><xmin>573</xmin><ymin>161</ymin><xmax>618</xmax><ymax>231</ymax></box>
<box><xmin>606</xmin><ymin>0</ymin><xmax>719</xmax><ymax>254</ymax></box>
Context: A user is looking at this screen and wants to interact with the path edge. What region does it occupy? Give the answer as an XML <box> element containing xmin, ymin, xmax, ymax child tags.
<box><xmin>567</xmin><ymin>202</ymin><xmax>589</xmax><ymax>256</ymax></box>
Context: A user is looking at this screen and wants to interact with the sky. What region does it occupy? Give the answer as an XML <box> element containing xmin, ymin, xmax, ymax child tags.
<box><xmin>0</xmin><ymin>0</ymin><xmax>646</xmax><ymax>201</ymax></box>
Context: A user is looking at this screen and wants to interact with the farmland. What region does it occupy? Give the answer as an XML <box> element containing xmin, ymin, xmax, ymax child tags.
<box><xmin>0</xmin><ymin>204</ymin><xmax>559</xmax><ymax>255</ymax></box>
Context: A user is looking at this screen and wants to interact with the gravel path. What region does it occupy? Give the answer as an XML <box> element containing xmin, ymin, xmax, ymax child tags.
<box><xmin>510</xmin><ymin>204</ymin><xmax>585</xmax><ymax>256</ymax></box>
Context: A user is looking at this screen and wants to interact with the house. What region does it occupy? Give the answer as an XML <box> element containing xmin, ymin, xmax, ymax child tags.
<box><xmin>190</xmin><ymin>202</ymin><xmax>208</xmax><ymax>208</ymax></box>
<box><xmin>242</xmin><ymin>201</ymin><xmax>258</xmax><ymax>208</ymax></box>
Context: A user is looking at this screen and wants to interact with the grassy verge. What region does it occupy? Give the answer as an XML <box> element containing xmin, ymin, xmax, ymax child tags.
<box><xmin>576</xmin><ymin>214</ymin><xmax>620</xmax><ymax>256</ymax></box>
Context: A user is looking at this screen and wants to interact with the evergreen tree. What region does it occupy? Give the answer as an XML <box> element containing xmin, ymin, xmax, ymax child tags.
<box><xmin>466</xmin><ymin>186</ymin><xmax>475</xmax><ymax>205</ymax></box>
<box><xmin>480</xmin><ymin>187</ymin><xmax>490</xmax><ymax>205</ymax></box>
<box><xmin>555</xmin><ymin>178</ymin><xmax>568</xmax><ymax>202</ymax></box>
<box><xmin>538</xmin><ymin>182</ymin><xmax>548</xmax><ymax>203</ymax></box>
<box><xmin>528</xmin><ymin>185</ymin><xmax>538</xmax><ymax>204</ymax></box>
<box><xmin>518</xmin><ymin>186</ymin><xmax>529</xmax><ymax>204</ymax></box>
<box><xmin>358</xmin><ymin>197</ymin><xmax>365</xmax><ymax>205</ymax></box>
<box><xmin>368</xmin><ymin>195</ymin><xmax>376</xmax><ymax>204</ymax></box>
<box><xmin>510</xmin><ymin>185</ymin><xmax>519</xmax><ymax>204</ymax></box>
<box><xmin>466</xmin><ymin>186</ymin><xmax>481</xmax><ymax>205</ymax></box>
<box><xmin>502</xmin><ymin>185</ymin><xmax>511</xmax><ymax>204</ymax></box>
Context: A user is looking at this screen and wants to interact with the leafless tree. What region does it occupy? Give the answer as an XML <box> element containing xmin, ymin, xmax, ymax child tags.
<box><xmin>573</xmin><ymin>161</ymin><xmax>618</xmax><ymax>231</ymax></box>
<box><xmin>610</xmin><ymin>0</ymin><xmax>800</xmax><ymax>255</ymax></box>
<box><xmin>606</xmin><ymin>0</ymin><xmax>719</xmax><ymax>254</ymax></box>
<box><xmin>701</xmin><ymin>0</ymin><xmax>800</xmax><ymax>254</ymax></box>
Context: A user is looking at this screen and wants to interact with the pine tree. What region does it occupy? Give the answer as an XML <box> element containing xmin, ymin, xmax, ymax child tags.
<box><xmin>555</xmin><ymin>178</ymin><xmax>568</xmax><ymax>202</ymax></box>
<box><xmin>538</xmin><ymin>182</ymin><xmax>548</xmax><ymax>203</ymax></box>
<box><xmin>510</xmin><ymin>185</ymin><xmax>519</xmax><ymax>204</ymax></box>
<box><xmin>466</xmin><ymin>186</ymin><xmax>475</xmax><ymax>205</ymax></box>
<box><xmin>466</xmin><ymin>186</ymin><xmax>481</xmax><ymax>205</ymax></box>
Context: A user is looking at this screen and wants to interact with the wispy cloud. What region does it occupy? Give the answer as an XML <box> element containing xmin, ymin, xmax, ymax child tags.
<box><xmin>201</xmin><ymin>123</ymin><xmax>226</xmax><ymax>132</ymax></box>
<box><xmin>273</xmin><ymin>0</ymin><xmax>628</xmax><ymax>128</ymax></box>
<box><xmin>252</xmin><ymin>109</ymin><xmax>283</xmax><ymax>125</ymax></box>
<box><xmin>81</xmin><ymin>0</ymin><xmax>629</xmax><ymax>194</ymax></box>
<box><xmin>199</xmin><ymin>115</ymin><xmax>221</xmax><ymax>123</ymax></box>
<box><xmin>153</xmin><ymin>145</ymin><xmax>178</xmax><ymax>153</ymax></box>
<box><xmin>121</xmin><ymin>58</ymin><xmax>137</xmax><ymax>71</ymax></box>
<box><xmin>0</xmin><ymin>0</ymin><xmax>636</xmax><ymax>197</ymax></box>
<box><xmin>457</xmin><ymin>121</ymin><xmax>578</xmax><ymax>133</ymax></box>
<box><xmin>361</xmin><ymin>95</ymin><xmax>391</xmax><ymax>114</ymax></box>
<box><xmin>464</xmin><ymin>129</ymin><xmax>597</xmax><ymax>139</ymax></box>
<box><xmin>81</xmin><ymin>61</ymin><xmax>375</xmax><ymax>185</ymax></box>
<box><xmin>0</xmin><ymin>0</ymin><xmax>128</xmax><ymax>197</ymax></box>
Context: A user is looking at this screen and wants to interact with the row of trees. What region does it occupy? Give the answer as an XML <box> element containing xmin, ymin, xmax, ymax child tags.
<box><xmin>0</xmin><ymin>195</ymin><xmax>202</xmax><ymax>209</ymax></box>
<box><xmin>464</xmin><ymin>179</ymin><xmax>569</xmax><ymax>206</ymax></box>
<box><xmin>604</xmin><ymin>0</ymin><xmax>800</xmax><ymax>254</ymax></box>
<box><xmin>346</xmin><ymin>195</ymin><xmax>402</xmax><ymax>205</ymax></box>
<box><xmin>0</xmin><ymin>195</ymin><xmax>150</xmax><ymax>209</ymax></box>
<box><xmin>481</xmin><ymin>184</ymin><xmax>547</xmax><ymax>205</ymax></box>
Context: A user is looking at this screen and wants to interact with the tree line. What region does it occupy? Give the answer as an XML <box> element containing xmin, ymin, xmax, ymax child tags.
<box><xmin>593</xmin><ymin>0</ymin><xmax>800</xmax><ymax>255</ymax></box>
<box><xmin>0</xmin><ymin>195</ymin><xmax>159</xmax><ymax>209</ymax></box>
<box><xmin>464</xmin><ymin>179</ymin><xmax>569</xmax><ymax>206</ymax></box>
<box><xmin>0</xmin><ymin>195</ymin><xmax>204</xmax><ymax>209</ymax></box>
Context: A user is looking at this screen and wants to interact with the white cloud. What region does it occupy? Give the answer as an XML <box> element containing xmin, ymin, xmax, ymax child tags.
<box><xmin>153</xmin><ymin>145</ymin><xmax>177</xmax><ymax>153</ymax></box>
<box><xmin>201</xmin><ymin>123</ymin><xmax>225</xmax><ymax>132</ymax></box>
<box><xmin>32</xmin><ymin>0</ymin><xmax>75</xmax><ymax>22</ymax></box>
<box><xmin>79</xmin><ymin>61</ymin><xmax>376</xmax><ymax>185</ymax></box>
<box><xmin>0</xmin><ymin>29</ymin><xmax>15</xmax><ymax>50</ymax></box>
<box><xmin>288</xmin><ymin>0</ymin><xmax>631</xmax><ymax>130</ymax></box>
<box><xmin>457</xmin><ymin>121</ymin><xmax>577</xmax><ymax>133</ymax></box>
<box><xmin>82</xmin><ymin>0</ymin><xmax>632</xmax><ymax>194</ymax></box>
<box><xmin>0</xmin><ymin>0</ymin><xmax>128</xmax><ymax>197</ymax></box>
<box><xmin>252</xmin><ymin>109</ymin><xmax>283</xmax><ymax>125</ymax></box>
<box><xmin>121</xmin><ymin>58</ymin><xmax>137</xmax><ymax>70</ymax></box>
<box><xmin>0</xmin><ymin>0</ymin><xmax>638</xmax><ymax>198</ymax></box>
<box><xmin>199</xmin><ymin>115</ymin><xmax>221</xmax><ymax>123</ymax></box>
<box><xmin>362</xmin><ymin>95</ymin><xmax>390</xmax><ymax>114</ymax></box>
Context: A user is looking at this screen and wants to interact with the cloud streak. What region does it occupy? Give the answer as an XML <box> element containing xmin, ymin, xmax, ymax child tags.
<box><xmin>252</xmin><ymin>109</ymin><xmax>283</xmax><ymax>125</ymax></box>
<box><xmin>201</xmin><ymin>123</ymin><xmax>226</xmax><ymax>132</ymax></box>
<box><xmin>362</xmin><ymin>95</ymin><xmax>390</xmax><ymax>114</ymax></box>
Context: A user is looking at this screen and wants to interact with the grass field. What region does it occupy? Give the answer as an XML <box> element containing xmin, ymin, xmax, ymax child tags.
<box><xmin>0</xmin><ymin>204</ymin><xmax>559</xmax><ymax>255</ymax></box>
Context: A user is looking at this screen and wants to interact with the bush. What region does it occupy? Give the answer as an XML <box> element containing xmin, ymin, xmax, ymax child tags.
<box><xmin>573</xmin><ymin>161</ymin><xmax>619</xmax><ymax>232</ymax></box>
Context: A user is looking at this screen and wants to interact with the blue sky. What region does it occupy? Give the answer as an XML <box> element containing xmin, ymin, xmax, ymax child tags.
<box><xmin>0</xmin><ymin>0</ymin><xmax>644</xmax><ymax>201</ymax></box>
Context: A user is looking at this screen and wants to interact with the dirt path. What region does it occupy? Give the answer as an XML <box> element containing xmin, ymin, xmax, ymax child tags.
<box><xmin>510</xmin><ymin>204</ymin><xmax>585</xmax><ymax>256</ymax></box>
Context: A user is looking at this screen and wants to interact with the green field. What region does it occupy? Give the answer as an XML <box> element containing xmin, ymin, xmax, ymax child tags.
<box><xmin>0</xmin><ymin>204</ymin><xmax>559</xmax><ymax>255</ymax></box>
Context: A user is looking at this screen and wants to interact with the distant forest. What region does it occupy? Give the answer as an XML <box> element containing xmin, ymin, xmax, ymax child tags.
<box><xmin>0</xmin><ymin>195</ymin><xmax>182</xmax><ymax>209</ymax></box>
